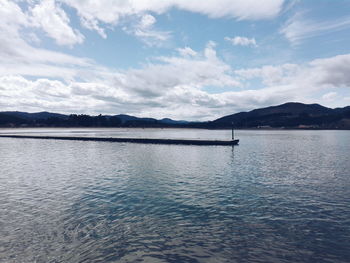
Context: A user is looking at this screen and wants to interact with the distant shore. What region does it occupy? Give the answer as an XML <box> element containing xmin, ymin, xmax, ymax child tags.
<box><xmin>0</xmin><ymin>126</ymin><xmax>349</xmax><ymax>131</ymax></box>
<box><xmin>1</xmin><ymin>102</ymin><xmax>350</xmax><ymax>129</ymax></box>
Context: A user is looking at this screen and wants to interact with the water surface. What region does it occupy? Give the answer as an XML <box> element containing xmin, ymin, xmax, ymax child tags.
<box><xmin>0</xmin><ymin>129</ymin><xmax>349</xmax><ymax>262</ymax></box>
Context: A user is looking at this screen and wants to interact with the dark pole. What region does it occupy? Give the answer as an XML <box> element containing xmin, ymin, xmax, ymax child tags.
<box><xmin>231</xmin><ymin>122</ymin><xmax>234</xmax><ymax>140</ymax></box>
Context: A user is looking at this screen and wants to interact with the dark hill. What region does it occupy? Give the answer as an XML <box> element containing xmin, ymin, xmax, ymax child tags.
<box><xmin>2</xmin><ymin>111</ymin><xmax>67</xmax><ymax>120</ymax></box>
<box><xmin>210</xmin><ymin>102</ymin><xmax>350</xmax><ymax>129</ymax></box>
<box><xmin>160</xmin><ymin>118</ymin><xmax>189</xmax><ymax>125</ymax></box>
<box><xmin>114</xmin><ymin>114</ymin><xmax>157</xmax><ymax>125</ymax></box>
<box><xmin>0</xmin><ymin>111</ymin><xmax>189</xmax><ymax>128</ymax></box>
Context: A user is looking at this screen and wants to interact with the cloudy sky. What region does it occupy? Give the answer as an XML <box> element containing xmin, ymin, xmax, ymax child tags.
<box><xmin>1</xmin><ymin>0</ymin><xmax>350</xmax><ymax>120</ymax></box>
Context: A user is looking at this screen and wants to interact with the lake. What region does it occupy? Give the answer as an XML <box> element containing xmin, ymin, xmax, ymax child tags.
<box><xmin>0</xmin><ymin>129</ymin><xmax>349</xmax><ymax>262</ymax></box>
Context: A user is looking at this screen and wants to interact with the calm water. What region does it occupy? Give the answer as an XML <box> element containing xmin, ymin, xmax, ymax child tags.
<box><xmin>0</xmin><ymin>129</ymin><xmax>349</xmax><ymax>263</ymax></box>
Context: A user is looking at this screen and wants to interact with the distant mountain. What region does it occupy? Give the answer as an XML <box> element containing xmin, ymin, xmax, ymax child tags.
<box><xmin>113</xmin><ymin>115</ymin><xmax>188</xmax><ymax>126</ymax></box>
<box><xmin>209</xmin><ymin>102</ymin><xmax>350</xmax><ymax>129</ymax></box>
<box><xmin>334</xmin><ymin>106</ymin><xmax>350</xmax><ymax>113</ymax></box>
<box><xmin>0</xmin><ymin>111</ymin><xmax>68</xmax><ymax>127</ymax></box>
<box><xmin>0</xmin><ymin>102</ymin><xmax>349</xmax><ymax>129</ymax></box>
<box><xmin>159</xmin><ymin>118</ymin><xmax>189</xmax><ymax>125</ymax></box>
<box><xmin>114</xmin><ymin>114</ymin><xmax>157</xmax><ymax>125</ymax></box>
<box><xmin>1</xmin><ymin>111</ymin><xmax>67</xmax><ymax>120</ymax></box>
<box><xmin>0</xmin><ymin>111</ymin><xmax>190</xmax><ymax>128</ymax></box>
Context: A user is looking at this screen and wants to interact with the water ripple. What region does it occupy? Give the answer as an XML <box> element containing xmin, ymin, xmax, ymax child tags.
<box><xmin>0</xmin><ymin>130</ymin><xmax>349</xmax><ymax>262</ymax></box>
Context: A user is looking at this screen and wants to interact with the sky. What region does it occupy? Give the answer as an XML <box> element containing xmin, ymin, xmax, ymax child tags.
<box><xmin>1</xmin><ymin>0</ymin><xmax>350</xmax><ymax>120</ymax></box>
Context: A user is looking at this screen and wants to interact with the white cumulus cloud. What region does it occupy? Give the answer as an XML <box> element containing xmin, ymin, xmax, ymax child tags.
<box><xmin>30</xmin><ymin>0</ymin><xmax>84</xmax><ymax>47</ymax></box>
<box><xmin>177</xmin><ymin>47</ymin><xmax>197</xmax><ymax>57</ymax></box>
<box><xmin>131</xmin><ymin>14</ymin><xmax>171</xmax><ymax>46</ymax></box>
<box><xmin>0</xmin><ymin>0</ymin><xmax>84</xmax><ymax>47</ymax></box>
<box><xmin>225</xmin><ymin>36</ymin><xmax>257</xmax><ymax>47</ymax></box>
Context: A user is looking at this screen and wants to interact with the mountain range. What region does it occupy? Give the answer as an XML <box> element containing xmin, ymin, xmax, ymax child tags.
<box><xmin>0</xmin><ymin>102</ymin><xmax>349</xmax><ymax>129</ymax></box>
<box><xmin>210</xmin><ymin>102</ymin><xmax>350</xmax><ymax>129</ymax></box>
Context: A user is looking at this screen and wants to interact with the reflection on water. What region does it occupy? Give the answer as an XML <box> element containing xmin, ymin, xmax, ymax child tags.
<box><xmin>0</xmin><ymin>129</ymin><xmax>349</xmax><ymax>262</ymax></box>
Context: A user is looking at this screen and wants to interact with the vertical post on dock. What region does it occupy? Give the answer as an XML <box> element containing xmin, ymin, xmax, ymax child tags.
<box><xmin>231</xmin><ymin>122</ymin><xmax>234</xmax><ymax>140</ymax></box>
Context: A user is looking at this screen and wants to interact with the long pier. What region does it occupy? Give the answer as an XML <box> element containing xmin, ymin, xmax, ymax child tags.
<box><xmin>0</xmin><ymin>135</ymin><xmax>239</xmax><ymax>146</ymax></box>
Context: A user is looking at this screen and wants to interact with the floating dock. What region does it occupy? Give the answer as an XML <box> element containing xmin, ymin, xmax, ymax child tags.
<box><xmin>0</xmin><ymin>135</ymin><xmax>239</xmax><ymax>146</ymax></box>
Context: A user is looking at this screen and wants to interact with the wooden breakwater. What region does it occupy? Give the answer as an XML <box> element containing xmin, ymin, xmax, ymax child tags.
<box><xmin>0</xmin><ymin>135</ymin><xmax>239</xmax><ymax>146</ymax></box>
